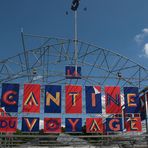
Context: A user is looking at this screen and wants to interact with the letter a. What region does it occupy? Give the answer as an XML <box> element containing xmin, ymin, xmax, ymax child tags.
<box><xmin>90</xmin><ymin>119</ymin><xmax>100</xmax><ymax>132</ymax></box>
<box><xmin>24</xmin><ymin>92</ymin><xmax>38</xmax><ymax>106</ymax></box>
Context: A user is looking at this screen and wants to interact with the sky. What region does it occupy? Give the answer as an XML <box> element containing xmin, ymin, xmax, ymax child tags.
<box><xmin>0</xmin><ymin>0</ymin><xmax>148</xmax><ymax>67</ymax></box>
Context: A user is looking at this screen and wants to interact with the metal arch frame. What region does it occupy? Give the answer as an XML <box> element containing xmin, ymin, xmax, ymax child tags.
<box><xmin>0</xmin><ymin>33</ymin><xmax>148</xmax><ymax>89</ymax></box>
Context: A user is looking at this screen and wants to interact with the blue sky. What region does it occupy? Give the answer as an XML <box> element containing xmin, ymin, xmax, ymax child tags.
<box><xmin>0</xmin><ymin>0</ymin><xmax>148</xmax><ymax>68</ymax></box>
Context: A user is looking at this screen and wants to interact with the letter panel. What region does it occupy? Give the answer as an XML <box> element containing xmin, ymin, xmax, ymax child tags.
<box><xmin>22</xmin><ymin>84</ymin><xmax>40</xmax><ymax>113</ymax></box>
<box><xmin>105</xmin><ymin>86</ymin><xmax>122</xmax><ymax>114</ymax></box>
<box><xmin>1</xmin><ymin>83</ymin><xmax>19</xmax><ymax>112</ymax></box>
<box><xmin>125</xmin><ymin>117</ymin><xmax>142</xmax><ymax>132</ymax></box>
<box><xmin>86</xmin><ymin>118</ymin><xmax>103</xmax><ymax>133</ymax></box>
<box><xmin>0</xmin><ymin>117</ymin><xmax>17</xmax><ymax>133</ymax></box>
<box><xmin>106</xmin><ymin>118</ymin><xmax>123</xmax><ymax>132</ymax></box>
<box><xmin>85</xmin><ymin>86</ymin><xmax>102</xmax><ymax>113</ymax></box>
<box><xmin>44</xmin><ymin>118</ymin><xmax>61</xmax><ymax>133</ymax></box>
<box><xmin>22</xmin><ymin>117</ymin><xmax>39</xmax><ymax>132</ymax></box>
<box><xmin>65</xmin><ymin>118</ymin><xmax>82</xmax><ymax>133</ymax></box>
<box><xmin>65</xmin><ymin>66</ymin><xmax>81</xmax><ymax>79</ymax></box>
<box><xmin>124</xmin><ymin>87</ymin><xmax>140</xmax><ymax>113</ymax></box>
<box><xmin>65</xmin><ymin>85</ymin><xmax>82</xmax><ymax>113</ymax></box>
<box><xmin>44</xmin><ymin>85</ymin><xmax>61</xmax><ymax>113</ymax></box>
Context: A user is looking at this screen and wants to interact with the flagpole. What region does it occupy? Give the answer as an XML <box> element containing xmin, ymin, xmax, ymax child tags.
<box><xmin>74</xmin><ymin>10</ymin><xmax>78</xmax><ymax>73</ymax></box>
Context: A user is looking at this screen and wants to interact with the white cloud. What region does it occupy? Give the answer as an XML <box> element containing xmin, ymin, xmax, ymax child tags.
<box><xmin>134</xmin><ymin>28</ymin><xmax>148</xmax><ymax>44</ymax></box>
<box><xmin>134</xmin><ymin>28</ymin><xmax>148</xmax><ymax>58</ymax></box>
<box><xmin>143</xmin><ymin>28</ymin><xmax>148</xmax><ymax>33</ymax></box>
<box><xmin>144</xmin><ymin>43</ymin><xmax>148</xmax><ymax>56</ymax></box>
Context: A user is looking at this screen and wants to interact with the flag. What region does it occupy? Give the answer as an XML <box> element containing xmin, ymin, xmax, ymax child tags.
<box><xmin>44</xmin><ymin>85</ymin><xmax>61</xmax><ymax>113</ymax></box>
<box><xmin>22</xmin><ymin>117</ymin><xmax>39</xmax><ymax>132</ymax></box>
<box><xmin>105</xmin><ymin>86</ymin><xmax>122</xmax><ymax>114</ymax></box>
<box><xmin>124</xmin><ymin>87</ymin><xmax>140</xmax><ymax>113</ymax></box>
<box><xmin>65</xmin><ymin>66</ymin><xmax>81</xmax><ymax>79</ymax></box>
<box><xmin>22</xmin><ymin>84</ymin><xmax>40</xmax><ymax>113</ymax></box>
<box><xmin>44</xmin><ymin>118</ymin><xmax>61</xmax><ymax>133</ymax></box>
<box><xmin>125</xmin><ymin>117</ymin><xmax>142</xmax><ymax>132</ymax></box>
<box><xmin>0</xmin><ymin>117</ymin><xmax>17</xmax><ymax>133</ymax></box>
<box><xmin>86</xmin><ymin>118</ymin><xmax>103</xmax><ymax>133</ymax></box>
<box><xmin>106</xmin><ymin>118</ymin><xmax>123</xmax><ymax>132</ymax></box>
<box><xmin>65</xmin><ymin>118</ymin><xmax>82</xmax><ymax>133</ymax></box>
<box><xmin>65</xmin><ymin>85</ymin><xmax>82</xmax><ymax>113</ymax></box>
<box><xmin>1</xmin><ymin>83</ymin><xmax>19</xmax><ymax>112</ymax></box>
<box><xmin>85</xmin><ymin>86</ymin><xmax>102</xmax><ymax>113</ymax></box>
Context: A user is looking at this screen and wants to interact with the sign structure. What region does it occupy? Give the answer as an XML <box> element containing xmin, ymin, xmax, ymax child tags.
<box><xmin>44</xmin><ymin>118</ymin><xmax>61</xmax><ymax>133</ymax></box>
<box><xmin>65</xmin><ymin>66</ymin><xmax>81</xmax><ymax>79</ymax></box>
<box><xmin>86</xmin><ymin>118</ymin><xmax>103</xmax><ymax>133</ymax></box>
<box><xmin>1</xmin><ymin>83</ymin><xmax>19</xmax><ymax>112</ymax></box>
<box><xmin>105</xmin><ymin>86</ymin><xmax>122</xmax><ymax>114</ymax></box>
<box><xmin>65</xmin><ymin>85</ymin><xmax>82</xmax><ymax>113</ymax></box>
<box><xmin>85</xmin><ymin>86</ymin><xmax>102</xmax><ymax>113</ymax></box>
<box><xmin>0</xmin><ymin>83</ymin><xmax>145</xmax><ymax>133</ymax></box>
<box><xmin>124</xmin><ymin>87</ymin><xmax>140</xmax><ymax>113</ymax></box>
<box><xmin>44</xmin><ymin>85</ymin><xmax>61</xmax><ymax>113</ymax></box>
<box><xmin>22</xmin><ymin>84</ymin><xmax>40</xmax><ymax>113</ymax></box>
<box><xmin>0</xmin><ymin>117</ymin><xmax>17</xmax><ymax>133</ymax></box>
<box><xmin>22</xmin><ymin>117</ymin><xmax>39</xmax><ymax>132</ymax></box>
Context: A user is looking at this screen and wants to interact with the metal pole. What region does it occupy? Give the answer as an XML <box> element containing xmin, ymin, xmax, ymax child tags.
<box><xmin>122</xmin><ymin>106</ymin><xmax>125</xmax><ymax>132</ymax></box>
<box><xmin>21</xmin><ymin>28</ymin><xmax>30</xmax><ymax>82</ymax></box>
<box><xmin>74</xmin><ymin>11</ymin><xmax>78</xmax><ymax>73</ymax></box>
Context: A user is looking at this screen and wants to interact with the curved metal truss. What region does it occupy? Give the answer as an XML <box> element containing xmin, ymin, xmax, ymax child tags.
<box><xmin>0</xmin><ymin>33</ymin><xmax>148</xmax><ymax>90</ymax></box>
<box><xmin>0</xmin><ymin>33</ymin><xmax>148</xmax><ymax>147</ymax></box>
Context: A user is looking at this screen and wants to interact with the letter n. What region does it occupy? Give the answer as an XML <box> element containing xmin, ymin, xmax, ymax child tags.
<box><xmin>44</xmin><ymin>85</ymin><xmax>61</xmax><ymax>113</ymax></box>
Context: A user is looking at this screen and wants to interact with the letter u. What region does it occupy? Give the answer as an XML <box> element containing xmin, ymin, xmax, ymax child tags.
<box><xmin>9</xmin><ymin>121</ymin><xmax>16</xmax><ymax>128</ymax></box>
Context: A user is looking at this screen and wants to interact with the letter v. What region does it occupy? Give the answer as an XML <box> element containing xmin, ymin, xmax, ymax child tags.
<box><xmin>24</xmin><ymin>118</ymin><xmax>37</xmax><ymax>131</ymax></box>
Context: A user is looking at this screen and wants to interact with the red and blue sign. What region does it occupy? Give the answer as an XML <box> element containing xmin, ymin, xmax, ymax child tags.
<box><xmin>86</xmin><ymin>118</ymin><xmax>103</xmax><ymax>133</ymax></box>
<box><xmin>0</xmin><ymin>83</ymin><xmax>145</xmax><ymax>133</ymax></box>
<box><xmin>85</xmin><ymin>86</ymin><xmax>102</xmax><ymax>113</ymax></box>
<box><xmin>22</xmin><ymin>84</ymin><xmax>40</xmax><ymax>113</ymax></box>
<box><xmin>105</xmin><ymin>86</ymin><xmax>122</xmax><ymax>114</ymax></box>
<box><xmin>65</xmin><ymin>118</ymin><xmax>82</xmax><ymax>133</ymax></box>
<box><xmin>125</xmin><ymin>117</ymin><xmax>142</xmax><ymax>132</ymax></box>
<box><xmin>65</xmin><ymin>85</ymin><xmax>82</xmax><ymax>113</ymax></box>
<box><xmin>124</xmin><ymin>87</ymin><xmax>140</xmax><ymax>113</ymax></box>
<box><xmin>44</xmin><ymin>85</ymin><xmax>61</xmax><ymax>113</ymax></box>
<box><xmin>22</xmin><ymin>117</ymin><xmax>39</xmax><ymax>132</ymax></box>
<box><xmin>106</xmin><ymin>118</ymin><xmax>123</xmax><ymax>132</ymax></box>
<box><xmin>0</xmin><ymin>117</ymin><xmax>17</xmax><ymax>133</ymax></box>
<box><xmin>44</xmin><ymin>118</ymin><xmax>61</xmax><ymax>133</ymax></box>
<box><xmin>65</xmin><ymin>66</ymin><xmax>81</xmax><ymax>79</ymax></box>
<box><xmin>1</xmin><ymin>83</ymin><xmax>19</xmax><ymax>112</ymax></box>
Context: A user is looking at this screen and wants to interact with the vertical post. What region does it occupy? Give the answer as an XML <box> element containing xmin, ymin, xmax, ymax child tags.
<box><xmin>21</xmin><ymin>28</ymin><xmax>30</xmax><ymax>82</ymax></box>
<box><xmin>145</xmin><ymin>91</ymin><xmax>148</xmax><ymax>134</ymax></box>
<box><xmin>74</xmin><ymin>11</ymin><xmax>78</xmax><ymax>73</ymax></box>
<box><xmin>122</xmin><ymin>106</ymin><xmax>125</xmax><ymax>132</ymax></box>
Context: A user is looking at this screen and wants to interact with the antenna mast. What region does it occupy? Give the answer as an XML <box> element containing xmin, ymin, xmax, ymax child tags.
<box><xmin>71</xmin><ymin>0</ymin><xmax>80</xmax><ymax>72</ymax></box>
